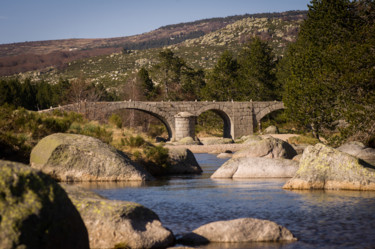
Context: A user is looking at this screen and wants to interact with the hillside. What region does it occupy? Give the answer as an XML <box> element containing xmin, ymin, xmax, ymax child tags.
<box><xmin>0</xmin><ymin>11</ymin><xmax>305</xmax><ymax>77</ymax></box>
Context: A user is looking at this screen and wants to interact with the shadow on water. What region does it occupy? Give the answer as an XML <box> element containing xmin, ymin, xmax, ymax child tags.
<box><xmin>75</xmin><ymin>153</ymin><xmax>375</xmax><ymax>249</ymax></box>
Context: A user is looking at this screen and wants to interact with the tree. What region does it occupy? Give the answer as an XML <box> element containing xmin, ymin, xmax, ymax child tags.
<box><xmin>238</xmin><ymin>37</ymin><xmax>278</xmax><ymax>101</ymax></box>
<box><xmin>137</xmin><ymin>67</ymin><xmax>156</xmax><ymax>100</ymax></box>
<box><xmin>153</xmin><ymin>49</ymin><xmax>185</xmax><ymax>100</ymax></box>
<box><xmin>201</xmin><ymin>50</ymin><xmax>240</xmax><ymax>101</ymax></box>
<box><xmin>281</xmin><ymin>0</ymin><xmax>375</xmax><ymax>143</ymax></box>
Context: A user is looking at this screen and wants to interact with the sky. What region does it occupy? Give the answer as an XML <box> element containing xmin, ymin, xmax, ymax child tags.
<box><xmin>0</xmin><ymin>0</ymin><xmax>311</xmax><ymax>45</ymax></box>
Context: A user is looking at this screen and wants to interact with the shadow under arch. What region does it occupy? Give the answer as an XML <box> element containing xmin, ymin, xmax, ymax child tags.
<box><xmin>196</xmin><ymin>105</ymin><xmax>233</xmax><ymax>139</ymax></box>
<box><xmin>114</xmin><ymin>108</ymin><xmax>174</xmax><ymax>141</ymax></box>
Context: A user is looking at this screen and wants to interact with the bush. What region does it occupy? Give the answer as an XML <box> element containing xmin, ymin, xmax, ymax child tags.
<box><xmin>144</xmin><ymin>145</ymin><xmax>169</xmax><ymax>168</ymax></box>
<box><xmin>123</xmin><ymin>135</ymin><xmax>146</xmax><ymax>148</ymax></box>
<box><xmin>109</xmin><ymin>114</ymin><xmax>122</xmax><ymax>128</ymax></box>
<box><xmin>288</xmin><ymin>135</ymin><xmax>319</xmax><ymax>145</ymax></box>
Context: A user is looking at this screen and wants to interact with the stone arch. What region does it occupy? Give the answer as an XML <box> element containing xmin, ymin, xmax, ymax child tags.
<box><xmin>110</xmin><ymin>102</ymin><xmax>175</xmax><ymax>141</ymax></box>
<box><xmin>255</xmin><ymin>102</ymin><xmax>285</xmax><ymax>124</ymax></box>
<box><xmin>196</xmin><ymin>104</ymin><xmax>233</xmax><ymax>139</ymax></box>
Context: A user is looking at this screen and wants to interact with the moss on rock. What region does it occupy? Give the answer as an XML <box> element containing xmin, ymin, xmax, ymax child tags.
<box><xmin>0</xmin><ymin>160</ymin><xmax>89</xmax><ymax>249</ymax></box>
<box><xmin>30</xmin><ymin>133</ymin><xmax>153</xmax><ymax>182</ymax></box>
<box><xmin>283</xmin><ymin>143</ymin><xmax>375</xmax><ymax>190</ymax></box>
<box><xmin>61</xmin><ymin>184</ymin><xmax>175</xmax><ymax>249</ymax></box>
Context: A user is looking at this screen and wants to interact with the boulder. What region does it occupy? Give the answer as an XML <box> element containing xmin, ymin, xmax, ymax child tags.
<box><xmin>30</xmin><ymin>133</ymin><xmax>153</xmax><ymax>182</ymax></box>
<box><xmin>168</xmin><ymin>148</ymin><xmax>202</xmax><ymax>174</ymax></box>
<box><xmin>211</xmin><ymin>157</ymin><xmax>298</xmax><ymax>178</ymax></box>
<box><xmin>62</xmin><ymin>184</ymin><xmax>175</xmax><ymax>249</ymax></box>
<box><xmin>283</xmin><ymin>143</ymin><xmax>375</xmax><ymax>190</ymax></box>
<box><xmin>179</xmin><ymin>218</ymin><xmax>296</xmax><ymax>245</ymax></box>
<box><xmin>263</xmin><ymin>125</ymin><xmax>279</xmax><ymax>134</ymax></box>
<box><xmin>217</xmin><ymin>152</ymin><xmax>232</xmax><ymax>159</ymax></box>
<box><xmin>0</xmin><ymin>160</ymin><xmax>89</xmax><ymax>249</ymax></box>
<box><xmin>233</xmin><ymin>137</ymin><xmax>297</xmax><ymax>159</ymax></box>
<box><xmin>177</xmin><ymin>136</ymin><xmax>200</xmax><ymax>145</ymax></box>
<box><xmin>337</xmin><ymin>141</ymin><xmax>375</xmax><ymax>162</ymax></box>
<box><xmin>200</xmin><ymin>137</ymin><xmax>234</xmax><ymax>145</ymax></box>
<box><xmin>243</xmin><ymin>135</ymin><xmax>263</xmax><ymax>144</ymax></box>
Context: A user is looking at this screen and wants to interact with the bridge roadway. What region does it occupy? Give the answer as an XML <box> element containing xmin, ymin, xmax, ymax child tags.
<box><xmin>41</xmin><ymin>100</ymin><xmax>284</xmax><ymax>141</ymax></box>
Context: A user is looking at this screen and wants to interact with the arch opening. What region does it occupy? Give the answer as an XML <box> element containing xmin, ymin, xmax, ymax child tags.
<box><xmin>111</xmin><ymin>108</ymin><xmax>173</xmax><ymax>141</ymax></box>
<box><xmin>258</xmin><ymin>109</ymin><xmax>287</xmax><ymax>133</ymax></box>
<box><xmin>196</xmin><ymin>109</ymin><xmax>232</xmax><ymax>139</ymax></box>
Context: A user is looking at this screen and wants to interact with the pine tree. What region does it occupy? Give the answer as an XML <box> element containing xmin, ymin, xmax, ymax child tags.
<box><xmin>202</xmin><ymin>51</ymin><xmax>239</xmax><ymax>101</ymax></box>
<box><xmin>238</xmin><ymin>37</ymin><xmax>277</xmax><ymax>101</ymax></box>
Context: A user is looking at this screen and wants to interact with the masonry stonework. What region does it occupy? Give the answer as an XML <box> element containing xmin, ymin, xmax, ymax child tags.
<box><xmin>41</xmin><ymin>101</ymin><xmax>284</xmax><ymax>142</ymax></box>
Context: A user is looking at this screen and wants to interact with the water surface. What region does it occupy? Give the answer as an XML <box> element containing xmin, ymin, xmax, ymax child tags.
<box><xmin>79</xmin><ymin>154</ymin><xmax>375</xmax><ymax>249</ymax></box>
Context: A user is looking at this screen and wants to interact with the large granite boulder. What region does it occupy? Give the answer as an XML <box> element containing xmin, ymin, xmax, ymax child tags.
<box><xmin>62</xmin><ymin>184</ymin><xmax>175</xmax><ymax>249</ymax></box>
<box><xmin>30</xmin><ymin>133</ymin><xmax>153</xmax><ymax>182</ymax></box>
<box><xmin>283</xmin><ymin>143</ymin><xmax>375</xmax><ymax>190</ymax></box>
<box><xmin>211</xmin><ymin>157</ymin><xmax>299</xmax><ymax>178</ymax></box>
<box><xmin>179</xmin><ymin>218</ymin><xmax>296</xmax><ymax>245</ymax></box>
<box><xmin>337</xmin><ymin>141</ymin><xmax>375</xmax><ymax>162</ymax></box>
<box><xmin>168</xmin><ymin>148</ymin><xmax>202</xmax><ymax>174</ymax></box>
<box><xmin>233</xmin><ymin>137</ymin><xmax>297</xmax><ymax>159</ymax></box>
<box><xmin>263</xmin><ymin>125</ymin><xmax>279</xmax><ymax>134</ymax></box>
<box><xmin>0</xmin><ymin>160</ymin><xmax>89</xmax><ymax>249</ymax></box>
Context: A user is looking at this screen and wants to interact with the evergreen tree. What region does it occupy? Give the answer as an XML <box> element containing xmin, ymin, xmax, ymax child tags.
<box><xmin>137</xmin><ymin>67</ymin><xmax>155</xmax><ymax>100</ymax></box>
<box><xmin>201</xmin><ymin>51</ymin><xmax>239</xmax><ymax>101</ymax></box>
<box><xmin>282</xmin><ymin>0</ymin><xmax>375</xmax><ymax>143</ymax></box>
<box><xmin>153</xmin><ymin>49</ymin><xmax>185</xmax><ymax>100</ymax></box>
<box><xmin>238</xmin><ymin>37</ymin><xmax>277</xmax><ymax>101</ymax></box>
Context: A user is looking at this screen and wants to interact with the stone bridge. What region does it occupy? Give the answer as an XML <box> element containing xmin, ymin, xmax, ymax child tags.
<box><xmin>42</xmin><ymin>101</ymin><xmax>284</xmax><ymax>141</ymax></box>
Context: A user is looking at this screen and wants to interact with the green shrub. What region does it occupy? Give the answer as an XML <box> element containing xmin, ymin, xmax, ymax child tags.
<box><xmin>144</xmin><ymin>145</ymin><xmax>169</xmax><ymax>168</ymax></box>
<box><xmin>288</xmin><ymin>135</ymin><xmax>319</xmax><ymax>145</ymax></box>
<box><xmin>147</xmin><ymin>124</ymin><xmax>166</xmax><ymax>137</ymax></box>
<box><xmin>124</xmin><ymin>135</ymin><xmax>146</xmax><ymax>148</ymax></box>
<box><xmin>109</xmin><ymin>113</ymin><xmax>122</xmax><ymax>128</ymax></box>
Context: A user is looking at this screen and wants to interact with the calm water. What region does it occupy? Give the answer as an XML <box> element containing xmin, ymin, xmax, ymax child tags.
<box><xmin>78</xmin><ymin>154</ymin><xmax>375</xmax><ymax>249</ymax></box>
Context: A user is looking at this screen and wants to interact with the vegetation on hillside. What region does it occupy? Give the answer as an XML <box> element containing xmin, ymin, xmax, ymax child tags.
<box><xmin>0</xmin><ymin>2</ymin><xmax>374</xmax><ymax>149</ymax></box>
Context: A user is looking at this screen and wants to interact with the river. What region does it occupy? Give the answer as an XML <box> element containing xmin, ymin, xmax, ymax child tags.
<box><xmin>80</xmin><ymin>153</ymin><xmax>375</xmax><ymax>249</ymax></box>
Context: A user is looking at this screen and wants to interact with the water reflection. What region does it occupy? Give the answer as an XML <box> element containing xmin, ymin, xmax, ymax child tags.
<box><xmin>76</xmin><ymin>153</ymin><xmax>375</xmax><ymax>249</ymax></box>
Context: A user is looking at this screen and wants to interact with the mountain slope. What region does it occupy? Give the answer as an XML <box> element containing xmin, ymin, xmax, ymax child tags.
<box><xmin>0</xmin><ymin>11</ymin><xmax>305</xmax><ymax>77</ymax></box>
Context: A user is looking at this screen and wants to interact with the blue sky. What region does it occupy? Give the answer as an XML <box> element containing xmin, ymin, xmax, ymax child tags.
<box><xmin>0</xmin><ymin>0</ymin><xmax>310</xmax><ymax>45</ymax></box>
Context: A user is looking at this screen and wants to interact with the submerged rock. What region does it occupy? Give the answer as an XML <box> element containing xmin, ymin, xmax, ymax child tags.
<box><xmin>168</xmin><ymin>147</ymin><xmax>202</xmax><ymax>174</ymax></box>
<box><xmin>30</xmin><ymin>133</ymin><xmax>153</xmax><ymax>182</ymax></box>
<box><xmin>211</xmin><ymin>157</ymin><xmax>298</xmax><ymax>178</ymax></box>
<box><xmin>233</xmin><ymin>137</ymin><xmax>297</xmax><ymax>159</ymax></box>
<box><xmin>0</xmin><ymin>160</ymin><xmax>89</xmax><ymax>249</ymax></box>
<box><xmin>62</xmin><ymin>184</ymin><xmax>175</xmax><ymax>249</ymax></box>
<box><xmin>283</xmin><ymin>143</ymin><xmax>375</xmax><ymax>190</ymax></box>
<box><xmin>179</xmin><ymin>218</ymin><xmax>296</xmax><ymax>245</ymax></box>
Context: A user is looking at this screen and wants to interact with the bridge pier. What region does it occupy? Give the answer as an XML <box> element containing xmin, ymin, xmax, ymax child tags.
<box><xmin>174</xmin><ymin>112</ymin><xmax>196</xmax><ymax>141</ymax></box>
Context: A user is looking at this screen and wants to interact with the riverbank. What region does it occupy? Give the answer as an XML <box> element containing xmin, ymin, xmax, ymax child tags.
<box><xmin>165</xmin><ymin>134</ymin><xmax>299</xmax><ymax>153</ymax></box>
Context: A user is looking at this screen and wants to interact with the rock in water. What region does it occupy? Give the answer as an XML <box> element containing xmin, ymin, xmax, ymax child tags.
<box><xmin>211</xmin><ymin>157</ymin><xmax>298</xmax><ymax>178</ymax></box>
<box><xmin>0</xmin><ymin>160</ymin><xmax>89</xmax><ymax>249</ymax></box>
<box><xmin>337</xmin><ymin>141</ymin><xmax>375</xmax><ymax>162</ymax></box>
<box><xmin>233</xmin><ymin>137</ymin><xmax>297</xmax><ymax>159</ymax></box>
<box><xmin>168</xmin><ymin>147</ymin><xmax>202</xmax><ymax>174</ymax></box>
<box><xmin>30</xmin><ymin>133</ymin><xmax>153</xmax><ymax>182</ymax></box>
<box><xmin>62</xmin><ymin>184</ymin><xmax>175</xmax><ymax>249</ymax></box>
<box><xmin>283</xmin><ymin>143</ymin><xmax>375</xmax><ymax>190</ymax></box>
<box><xmin>179</xmin><ymin>218</ymin><xmax>296</xmax><ymax>245</ymax></box>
